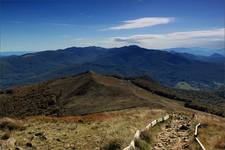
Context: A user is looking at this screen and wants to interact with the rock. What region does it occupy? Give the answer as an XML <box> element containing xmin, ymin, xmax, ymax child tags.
<box><xmin>169</xmin><ymin>134</ymin><xmax>176</xmax><ymax>139</ymax></box>
<box><xmin>34</xmin><ymin>132</ymin><xmax>47</xmax><ymax>141</ymax></box>
<box><xmin>34</xmin><ymin>132</ymin><xmax>43</xmax><ymax>136</ymax></box>
<box><xmin>179</xmin><ymin>124</ymin><xmax>189</xmax><ymax>130</ymax></box>
<box><xmin>165</xmin><ymin>124</ymin><xmax>171</xmax><ymax>128</ymax></box>
<box><xmin>182</xmin><ymin>144</ymin><xmax>189</xmax><ymax>149</ymax></box>
<box><xmin>64</xmin><ymin>143</ymin><xmax>71</xmax><ymax>148</ymax></box>
<box><xmin>5</xmin><ymin>137</ymin><xmax>17</xmax><ymax>150</ymax></box>
<box><xmin>26</xmin><ymin>142</ymin><xmax>33</xmax><ymax>147</ymax></box>
<box><xmin>56</xmin><ymin>138</ymin><xmax>61</xmax><ymax>142</ymax></box>
<box><xmin>15</xmin><ymin>147</ymin><xmax>25</xmax><ymax>150</ymax></box>
<box><xmin>182</xmin><ymin>137</ymin><xmax>189</xmax><ymax>142</ymax></box>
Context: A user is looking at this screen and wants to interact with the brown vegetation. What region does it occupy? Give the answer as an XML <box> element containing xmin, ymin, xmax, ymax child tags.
<box><xmin>1</xmin><ymin>72</ymin><xmax>224</xmax><ymax>118</ymax></box>
<box><xmin>0</xmin><ymin>118</ymin><xmax>24</xmax><ymax>131</ymax></box>
<box><xmin>131</xmin><ymin>77</ymin><xmax>225</xmax><ymax>117</ymax></box>
<box><xmin>0</xmin><ymin>108</ymin><xmax>166</xmax><ymax>149</ymax></box>
<box><xmin>215</xmin><ymin>139</ymin><xmax>225</xmax><ymax>149</ymax></box>
<box><xmin>101</xmin><ymin>139</ymin><xmax>122</xmax><ymax>150</ymax></box>
<box><xmin>0</xmin><ymin>71</ymin><xmax>165</xmax><ymax>117</ymax></box>
<box><xmin>196</xmin><ymin>113</ymin><xmax>225</xmax><ymax>150</ymax></box>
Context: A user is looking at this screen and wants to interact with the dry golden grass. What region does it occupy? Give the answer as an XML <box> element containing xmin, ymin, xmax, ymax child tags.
<box><xmin>0</xmin><ymin>108</ymin><xmax>224</xmax><ymax>149</ymax></box>
<box><xmin>196</xmin><ymin>113</ymin><xmax>225</xmax><ymax>150</ymax></box>
<box><xmin>0</xmin><ymin>108</ymin><xmax>166</xmax><ymax>150</ymax></box>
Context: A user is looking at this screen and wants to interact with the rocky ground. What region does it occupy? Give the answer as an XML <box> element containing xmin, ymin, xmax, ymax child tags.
<box><xmin>152</xmin><ymin>113</ymin><xmax>193</xmax><ymax>150</ymax></box>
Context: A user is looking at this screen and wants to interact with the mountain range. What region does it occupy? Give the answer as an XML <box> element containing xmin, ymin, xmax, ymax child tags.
<box><xmin>170</xmin><ymin>51</ymin><xmax>225</xmax><ymax>63</ymax></box>
<box><xmin>0</xmin><ymin>51</ymin><xmax>33</xmax><ymax>57</ymax></box>
<box><xmin>166</xmin><ymin>47</ymin><xmax>225</xmax><ymax>56</ymax></box>
<box><xmin>0</xmin><ymin>45</ymin><xmax>224</xmax><ymax>89</ymax></box>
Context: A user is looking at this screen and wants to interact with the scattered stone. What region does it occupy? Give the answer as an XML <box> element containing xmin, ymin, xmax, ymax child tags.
<box><xmin>179</xmin><ymin>124</ymin><xmax>189</xmax><ymax>130</ymax></box>
<box><xmin>34</xmin><ymin>132</ymin><xmax>47</xmax><ymax>141</ymax></box>
<box><xmin>152</xmin><ymin>114</ymin><xmax>192</xmax><ymax>150</ymax></box>
<box><xmin>56</xmin><ymin>138</ymin><xmax>61</xmax><ymax>142</ymax></box>
<box><xmin>34</xmin><ymin>132</ymin><xmax>43</xmax><ymax>136</ymax></box>
<box><xmin>182</xmin><ymin>144</ymin><xmax>189</xmax><ymax>149</ymax></box>
<box><xmin>15</xmin><ymin>147</ymin><xmax>25</xmax><ymax>150</ymax></box>
<box><xmin>7</xmin><ymin>137</ymin><xmax>16</xmax><ymax>149</ymax></box>
<box><xmin>64</xmin><ymin>143</ymin><xmax>71</xmax><ymax>148</ymax></box>
<box><xmin>165</xmin><ymin>124</ymin><xmax>171</xmax><ymax>128</ymax></box>
<box><xmin>169</xmin><ymin>134</ymin><xmax>176</xmax><ymax>139</ymax></box>
<box><xmin>26</xmin><ymin>142</ymin><xmax>33</xmax><ymax>147</ymax></box>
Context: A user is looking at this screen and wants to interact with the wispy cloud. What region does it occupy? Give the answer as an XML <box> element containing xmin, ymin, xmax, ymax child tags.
<box><xmin>112</xmin><ymin>28</ymin><xmax>225</xmax><ymax>48</ymax></box>
<box><xmin>66</xmin><ymin>28</ymin><xmax>224</xmax><ymax>49</ymax></box>
<box><xmin>106</xmin><ymin>17</ymin><xmax>174</xmax><ymax>30</ymax></box>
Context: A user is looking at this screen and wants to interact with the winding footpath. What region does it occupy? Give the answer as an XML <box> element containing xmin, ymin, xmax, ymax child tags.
<box><xmin>152</xmin><ymin>114</ymin><xmax>192</xmax><ymax>150</ymax></box>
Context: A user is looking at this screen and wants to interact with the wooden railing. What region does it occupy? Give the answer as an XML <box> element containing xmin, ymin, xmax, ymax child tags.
<box><xmin>123</xmin><ymin>114</ymin><xmax>170</xmax><ymax>150</ymax></box>
<box><xmin>194</xmin><ymin>123</ymin><xmax>206</xmax><ymax>150</ymax></box>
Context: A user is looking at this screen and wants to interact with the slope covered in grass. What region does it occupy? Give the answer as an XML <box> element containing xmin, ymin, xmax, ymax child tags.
<box><xmin>0</xmin><ymin>71</ymin><xmax>165</xmax><ymax>116</ymax></box>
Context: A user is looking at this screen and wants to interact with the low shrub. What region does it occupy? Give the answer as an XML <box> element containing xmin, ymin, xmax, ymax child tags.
<box><xmin>101</xmin><ymin>139</ymin><xmax>122</xmax><ymax>150</ymax></box>
<box><xmin>0</xmin><ymin>117</ymin><xmax>24</xmax><ymax>131</ymax></box>
<box><xmin>135</xmin><ymin>139</ymin><xmax>151</xmax><ymax>150</ymax></box>
<box><xmin>5</xmin><ymin>89</ymin><xmax>14</xmax><ymax>94</ymax></box>
<box><xmin>140</xmin><ymin>130</ymin><xmax>151</xmax><ymax>143</ymax></box>
<box><xmin>1</xmin><ymin>131</ymin><xmax>11</xmax><ymax>140</ymax></box>
<box><xmin>134</xmin><ymin>130</ymin><xmax>152</xmax><ymax>150</ymax></box>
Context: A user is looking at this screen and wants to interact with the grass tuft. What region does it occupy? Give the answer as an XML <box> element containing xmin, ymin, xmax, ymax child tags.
<box><xmin>0</xmin><ymin>117</ymin><xmax>24</xmax><ymax>131</ymax></box>
<box><xmin>135</xmin><ymin>139</ymin><xmax>151</xmax><ymax>150</ymax></box>
<box><xmin>135</xmin><ymin>130</ymin><xmax>152</xmax><ymax>150</ymax></box>
<box><xmin>101</xmin><ymin>139</ymin><xmax>122</xmax><ymax>150</ymax></box>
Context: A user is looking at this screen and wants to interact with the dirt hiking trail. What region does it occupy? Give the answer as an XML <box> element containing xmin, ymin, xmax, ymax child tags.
<box><xmin>152</xmin><ymin>113</ymin><xmax>193</xmax><ymax>150</ymax></box>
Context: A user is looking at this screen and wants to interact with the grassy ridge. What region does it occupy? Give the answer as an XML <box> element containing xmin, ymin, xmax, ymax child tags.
<box><xmin>130</xmin><ymin>77</ymin><xmax>225</xmax><ymax>117</ymax></box>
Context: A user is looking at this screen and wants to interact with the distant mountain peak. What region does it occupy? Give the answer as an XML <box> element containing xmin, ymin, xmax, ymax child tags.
<box><xmin>210</xmin><ymin>53</ymin><xmax>224</xmax><ymax>58</ymax></box>
<box><xmin>83</xmin><ymin>70</ymin><xmax>97</xmax><ymax>76</ymax></box>
<box><xmin>126</xmin><ymin>45</ymin><xmax>141</xmax><ymax>48</ymax></box>
<box><xmin>166</xmin><ymin>47</ymin><xmax>225</xmax><ymax>56</ymax></box>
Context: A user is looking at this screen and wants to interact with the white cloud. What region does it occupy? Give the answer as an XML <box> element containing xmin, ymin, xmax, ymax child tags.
<box><xmin>64</xmin><ymin>28</ymin><xmax>224</xmax><ymax>50</ymax></box>
<box><xmin>167</xmin><ymin>28</ymin><xmax>224</xmax><ymax>39</ymax></box>
<box><xmin>112</xmin><ymin>28</ymin><xmax>225</xmax><ymax>49</ymax></box>
<box><xmin>107</xmin><ymin>17</ymin><xmax>174</xmax><ymax>30</ymax></box>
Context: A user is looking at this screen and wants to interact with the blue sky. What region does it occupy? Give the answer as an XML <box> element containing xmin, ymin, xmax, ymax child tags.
<box><xmin>1</xmin><ymin>0</ymin><xmax>224</xmax><ymax>51</ymax></box>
